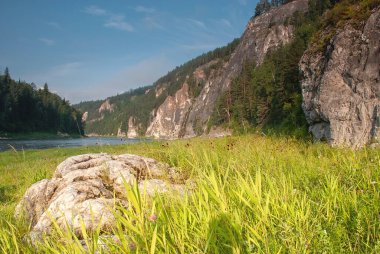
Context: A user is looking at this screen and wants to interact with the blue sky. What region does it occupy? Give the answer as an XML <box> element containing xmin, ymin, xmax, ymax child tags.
<box><xmin>0</xmin><ymin>0</ymin><xmax>258</xmax><ymax>103</ymax></box>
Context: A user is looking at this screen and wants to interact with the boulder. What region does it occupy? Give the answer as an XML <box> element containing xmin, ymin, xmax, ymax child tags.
<box><xmin>15</xmin><ymin>153</ymin><xmax>187</xmax><ymax>241</ymax></box>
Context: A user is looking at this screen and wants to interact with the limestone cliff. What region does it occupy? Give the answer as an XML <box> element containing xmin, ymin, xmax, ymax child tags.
<box><xmin>117</xmin><ymin>122</ymin><xmax>126</xmax><ymax>137</ymax></box>
<box><xmin>98</xmin><ymin>99</ymin><xmax>114</xmax><ymax>114</ymax></box>
<box><xmin>146</xmin><ymin>83</ymin><xmax>192</xmax><ymax>139</ymax></box>
<box><xmin>300</xmin><ymin>8</ymin><xmax>380</xmax><ymax>148</ymax></box>
<box><xmin>127</xmin><ymin>117</ymin><xmax>139</xmax><ymax>138</ymax></box>
<box><xmin>147</xmin><ymin>0</ymin><xmax>309</xmax><ymax>139</ymax></box>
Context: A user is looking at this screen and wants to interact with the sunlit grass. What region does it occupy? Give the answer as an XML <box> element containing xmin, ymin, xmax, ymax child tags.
<box><xmin>0</xmin><ymin>135</ymin><xmax>380</xmax><ymax>253</ymax></box>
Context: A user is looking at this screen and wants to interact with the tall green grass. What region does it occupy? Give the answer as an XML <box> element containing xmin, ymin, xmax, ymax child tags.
<box><xmin>0</xmin><ymin>135</ymin><xmax>380</xmax><ymax>253</ymax></box>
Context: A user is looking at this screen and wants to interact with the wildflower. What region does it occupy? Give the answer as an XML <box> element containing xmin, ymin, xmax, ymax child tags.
<box><xmin>371</xmin><ymin>181</ymin><xmax>377</xmax><ymax>185</ymax></box>
<box><xmin>129</xmin><ymin>242</ymin><xmax>137</xmax><ymax>251</ymax></box>
<box><xmin>149</xmin><ymin>214</ymin><xmax>157</xmax><ymax>222</ymax></box>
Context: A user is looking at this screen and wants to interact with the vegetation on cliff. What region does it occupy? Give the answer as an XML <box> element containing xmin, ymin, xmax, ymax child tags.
<box><xmin>310</xmin><ymin>0</ymin><xmax>380</xmax><ymax>52</ymax></box>
<box><xmin>1</xmin><ymin>136</ymin><xmax>380</xmax><ymax>252</ymax></box>
<box><xmin>0</xmin><ymin>68</ymin><xmax>84</xmax><ymax>136</ymax></box>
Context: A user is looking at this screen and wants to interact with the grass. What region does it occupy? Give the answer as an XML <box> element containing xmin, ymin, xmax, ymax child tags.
<box><xmin>0</xmin><ymin>135</ymin><xmax>380</xmax><ymax>253</ymax></box>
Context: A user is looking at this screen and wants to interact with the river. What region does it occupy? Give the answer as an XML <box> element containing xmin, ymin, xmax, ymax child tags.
<box><xmin>0</xmin><ymin>137</ymin><xmax>146</xmax><ymax>152</ymax></box>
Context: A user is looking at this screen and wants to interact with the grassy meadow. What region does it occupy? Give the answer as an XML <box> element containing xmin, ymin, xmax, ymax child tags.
<box><xmin>0</xmin><ymin>135</ymin><xmax>380</xmax><ymax>253</ymax></box>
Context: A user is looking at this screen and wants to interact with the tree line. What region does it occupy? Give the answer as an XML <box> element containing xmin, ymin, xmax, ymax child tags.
<box><xmin>0</xmin><ymin>68</ymin><xmax>84</xmax><ymax>135</ymax></box>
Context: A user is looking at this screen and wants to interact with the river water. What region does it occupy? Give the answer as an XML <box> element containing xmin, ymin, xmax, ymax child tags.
<box><xmin>0</xmin><ymin>137</ymin><xmax>145</xmax><ymax>152</ymax></box>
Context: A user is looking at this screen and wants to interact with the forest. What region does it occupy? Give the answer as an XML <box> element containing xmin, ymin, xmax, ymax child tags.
<box><xmin>0</xmin><ymin>68</ymin><xmax>84</xmax><ymax>135</ymax></box>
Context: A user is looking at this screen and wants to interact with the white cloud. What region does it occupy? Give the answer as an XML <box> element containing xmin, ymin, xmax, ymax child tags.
<box><xmin>144</xmin><ymin>16</ymin><xmax>164</xmax><ymax>30</ymax></box>
<box><xmin>187</xmin><ymin>18</ymin><xmax>206</xmax><ymax>29</ymax></box>
<box><xmin>135</xmin><ymin>6</ymin><xmax>156</xmax><ymax>14</ymax></box>
<box><xmin>104</xmin><ymin>15</ymin><xmax>134</xmax><ymax>32</ymax></box>
<box><xmin>84</xmin><ymin>6</ymin><xmax>133</xmax><ymax>32</ymax></box>
<box><xmin>39</xmin><ymin>38</ymin><xmax>55</xmax><ymax>46</ymax></box>
<box><xmin>84</xmin><ymin>5</ymin><xmax>107</xmax><ymax>16</ymax></box>
<box><xmin>47</xmin><ymin>22</ymin><xmax>61</xmax><ymax>29</ymax></box>
<box><xmin>219</xmin><ymin>19</ymin><xmax>232</xmax><ymax>28</ymax></box>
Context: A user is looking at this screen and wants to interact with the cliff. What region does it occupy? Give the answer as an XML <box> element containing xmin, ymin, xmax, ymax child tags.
<box><xmin>146</xmin><ymin>83</ymin><xmax>192</xmax><ymax>139</ymax></box>
<box><xmin>148</xmin><ymin>0</ymin><xmax>309</xmax><ymax>139</ymax></box>
<box><xmin>300</xmin><ymin>7</ymin><xmax>380</xmax><ymax>148</ymax></box>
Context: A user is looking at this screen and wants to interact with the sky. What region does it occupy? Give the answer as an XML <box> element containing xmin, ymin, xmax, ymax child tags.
<box><xmin>0</xmin><ymin>0</ymin><xmax>258</xmax><ymax>104</ymax></box>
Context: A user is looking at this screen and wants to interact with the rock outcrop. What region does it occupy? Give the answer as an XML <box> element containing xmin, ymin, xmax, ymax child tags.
<box><xmin>148</xmin><ymin>0</ymin><xmax>309</xmax><ymax>138</ymax></box>
<box><xmin>146</xmin><ymin>83</ymin><xmax>192</xmax><ymax>139</ymax></box>
<box><xmin>98</xmin><ymin>99</ymin><xmax>114</xmax><ymax>114</ymax></box>
<box><xmin>117</xmin><ymin>122</ymin><xmax>126</xmax><ymax>137</ymax></box>
<box><xmin>81</xmin><ymin>111</ymin><xmax>88</xmax><ymax>122</ymax></box>
<box><xmin>15</xmin><ymin>154</ymin><xmax>187</xmax><ymax>241</ymax></box>
<box><xmin>127</xmin><ymin>117</ymin><xmax>139</xmax><ymax>138</ymax></box>
<box><xmin>300</xmin><ymin>8</ymin><xmax>380</xmax><ymax>148</ymax></box>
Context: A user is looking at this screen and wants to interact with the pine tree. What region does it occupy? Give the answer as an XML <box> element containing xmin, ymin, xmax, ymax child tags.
<box><xmin>43</xmin><ymin>83</ymin><xmax>49</xmax><ymax>93</ymax></box>
<box><xmin>4</xmin><ymin>67</ymin><xmax>10</xmax><ymax>84</ymax></box>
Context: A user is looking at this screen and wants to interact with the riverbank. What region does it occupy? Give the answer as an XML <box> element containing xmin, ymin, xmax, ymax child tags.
<box><xmin>0</xmin><ymin>136</ymin><xmax>146</xmax><ymax>152</ymax></box>
<box><xmin>0</xmin><ymin>131</ymin><xmax>83</xmax><ymax>140</ymax></box>
<box><xmin>1</xmin><ymin>135</ymin><xmax>380</xmax><ymax>252</ymax></box>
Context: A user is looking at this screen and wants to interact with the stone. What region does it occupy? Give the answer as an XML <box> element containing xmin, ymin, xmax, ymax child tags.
<box><xmin>15</xmin><ymin>153</ymin><xmax>188</xmax><ymax>241</ymax></box>
<box><xmin>300</xmin><ymin>8</ymin><xmax>380</xmax><ymax>148</ymax></box>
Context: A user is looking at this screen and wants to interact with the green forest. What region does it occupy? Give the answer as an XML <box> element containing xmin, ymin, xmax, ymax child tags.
<box><xmin>0</xmin><ymin>68</ymin><xmax>84</xmax><ymax>136</ymax></box>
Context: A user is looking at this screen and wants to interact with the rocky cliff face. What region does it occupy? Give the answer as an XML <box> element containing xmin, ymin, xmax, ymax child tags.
<box><xmin>117</xmin><ymin>122</ymin><xmax>126</xmax><ymax>137</ymax></box>
<box><xmin>98</xmin><ymin>99</ymin><xmax>114</xmax><ymax>114</ymax></box>
<box><xmin>147</xmin><ymin>0</ymin><xmax>309</xmax><ymax>139</ymax></box>
<box><xmin>300</xmin><ymin>8</ymin><xmax>380</xmax><ymax>148</ymax></box>
<box><xmin>127</xmin><ymin>116</ymin><xmax>139</xmax><ymax>138</ymax></box>
<box><xmin>146</xmin><ymin>83</ymin><xmax>192</xmax><ymax>139</ymax></box>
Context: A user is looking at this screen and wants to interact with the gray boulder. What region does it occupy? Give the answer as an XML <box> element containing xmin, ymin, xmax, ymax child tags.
<box><xmin>15</xmin><ymin>153</ymin><xmax>187</xmax><ymax>241</ymax></box>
